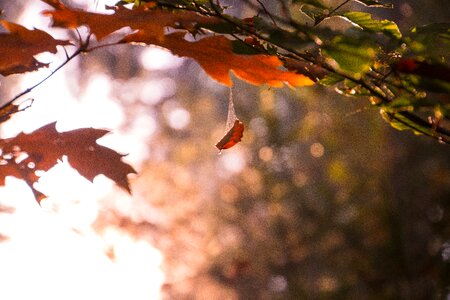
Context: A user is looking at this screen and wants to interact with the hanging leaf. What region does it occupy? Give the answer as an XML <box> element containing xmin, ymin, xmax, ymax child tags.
<box><xmin>0</xmin><ymin>21</ymin><xmax>71</xmax><ymax>76</ymax></box>
<box><xmin>0</xmin><ymin>122</ymin><xmax>136</xmax><ymax>204</ymax></box>
<box><xmin>215</xmin><ymin>120</ymin><xmax>245</xmax><ymax>151</ymax></box>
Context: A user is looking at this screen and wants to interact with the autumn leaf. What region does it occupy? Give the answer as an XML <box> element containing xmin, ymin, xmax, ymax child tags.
<box><xmin>122</xmin><ymin>32</ymin><xmax>314</xmax><ymax>87</ymax></box>
<box><xmin>0</xmin><ymin>21</ymin><xmax>71</xmax><ymax>76</ymax></box>
<box><xmin>41</xmin><ymin>0</ymin><xmax>313</xmax><ymax>87</ymax></box>
<box><xmin>0</xmin><ymin>103</ymin><xmax>20</xmax><ymax>124</ymax></box>
<box><xmin>41</xmin><ymin>0</ymin><xmax>219</xmax><ymax>41</ymax></box>
<box><xmin>0</xmin><ymin>122</ymin><xmax>136</xmax><ymax>204</ymax></box>
<box><xmin>216</xmin><ymin>120</ymin><xmax>244</xmax><ymax>150</ymax></box>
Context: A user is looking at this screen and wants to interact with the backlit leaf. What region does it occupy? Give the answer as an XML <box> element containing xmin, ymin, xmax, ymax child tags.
<box><xmin>42</xmin><ymin>0</ymin><xmax>312</xmax><ymax>87</ymax></box>
<box><xmin>322</xmin><ymin>36</ymin><xmax>377</xmax><ymax>77</ymax></box>
<box><xmin>121</xmin><ymin>32</ymin><xmax>314</xmax><ymax>87</ymax></box>
<box><xmin>318</xmin><ymin>73</ymin><xmax>345</xmax><ymax>86</ymax></box>
<box><xmin>407</xmin><ymin>23</ymin><xmax>450</xmax><ymax>56</ymax></box>
<box><xmin>0</xmin><ymin>21</ymin><xmax>71</xmax><ymax>76</ymax></box>
<box><xmin>0</xmin><ymin>122</ymin><xmax>136</xmax><ymax>204</ymax></box>
<box><xmin>215</xmin><ymin>120</ymin><xmax>244</xmax><ymax>150</ymax></box>
<box><xmin>42</xmin><ymin>0</ymin><xmax>219</xmax><ymax>41</ymax></box>
<box><xmin>340</xmin><ymin>11</ymin><xmax>401</xmax><ymax>39</ymax></box>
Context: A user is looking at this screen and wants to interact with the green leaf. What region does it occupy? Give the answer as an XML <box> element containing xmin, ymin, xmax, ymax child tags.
<box><xmin>407</xmin><ymin>23</ymin><xmax>450</xmax><ymax>56</ymax></box>
<box><xmin>412</xmin><ymin>23</ymin><xmax>450</xmax><ymax>37</ymax></box>
<box><xmin>415</xmin><ymin>77</ymin><xmax>450</xmax><ymax>93</ymax></box>
<box><xmin>322</xmin><ymin>36</ymin><xmax>377</xmax><ymax>77</ymax></box>
<box><xmin>299</xmin><ymin>6</ymin><xmax>325</xmax><ymax>23</ymax></box>
<box><xmin>253</xmin><ymin>17</ymin><xmax>313</xmax><ymax>50</ymax></box>
<box><xmin>379</xmin><ymin>110</ymin><xmax>433</xmax><ymax>135</ymax></box>
<box><xmin>384</xmin><ymin>97</ymin><xmax>415</xmax><ymax>110</ymax></box>
<box><xmin>436</xmin><ymin>104</ymin><xmax>450</xmax><ymax>118</ymax></box>
<box><xmin>295</xmin><ymin>0</ymin><xmax>329</xmax><ymax>24</ymax></box>
<box><xmin>340</xmin><ymin>11</ymin><xmax>401</xmax><ymax>39</ymax></box>
<box><xmin>318</xmin><ymin>73</ymin><xmax>344</xmax><ymax>86</ymax></box>
<box><xmin>352</xmin><ymin>0</ymin><xmax>393</xmax><ymax>8</ymax></box>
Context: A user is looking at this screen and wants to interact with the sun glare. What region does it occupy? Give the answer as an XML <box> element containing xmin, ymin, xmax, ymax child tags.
<box><xmin>140</xmin><ymin>47</ymin><xmax>185</xmax><ymax>71</ymax></box>
<box><xmin>0</xmin><ymin>1</ymin><xmax>174</xmax><ymax>299</ymax></box>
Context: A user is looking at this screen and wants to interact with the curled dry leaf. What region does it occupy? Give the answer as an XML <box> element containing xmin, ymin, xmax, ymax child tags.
<box><xmin>215</xmin><ymin>120</ymin><xmax>245</xmax><ymax>150</ymax></box>
<box><xmin>0</xmin><ymin>122</ymin><xmax>136</xmax><ymax>204</ymax></box>
<box><xmin>0</xmin><ymin>20</ymin><xmax>71</xmax><ymax>76</ymax></box>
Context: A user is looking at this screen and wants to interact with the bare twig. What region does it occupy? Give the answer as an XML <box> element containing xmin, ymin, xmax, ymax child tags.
<box><xmin>329</xmin><ymin>0</ymin><xmax>351</xmax><ymax>15</ymax></box>
<box><xmin>0</xmin><ymin>34</ymin><xmax>91</xmax><ymax>118</ymax></box>
<box><xmin>255</xmin><ymin>0</ymin><xmax>277</xmax><ymax>26</ymax></box>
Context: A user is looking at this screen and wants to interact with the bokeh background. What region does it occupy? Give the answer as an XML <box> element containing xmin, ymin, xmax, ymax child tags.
<box><xmin>0</xmin><ymin>0</ymin><xmax>449</xmax><ymax>299</ymax></box>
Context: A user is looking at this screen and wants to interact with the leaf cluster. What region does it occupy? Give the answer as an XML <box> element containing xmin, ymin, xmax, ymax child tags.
<box><xmin>0</xmin><ymin>0</ymin><xmax>449</xmax><ymax>203</ymax></box>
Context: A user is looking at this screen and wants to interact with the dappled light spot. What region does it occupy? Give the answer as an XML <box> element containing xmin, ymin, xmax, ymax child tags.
<box><xmin>292</xmin><ymin>172</ymin><xmax>308</xmax><ymax>187</ymax></box>
<box><xmin>140</xmin><ymin>78</ymin><xmax>176</xmax><ymax>105</ymax></box>
<box><xmin>219</xmin><ymin>151</ymin><xmax>246</xmax><ymax>175</ymax></box>
<box><xmin>166</xmin><ymin>107</ymin><xmax>190</xmax><ymax>130</ymax></box>
<box><xmin>249</xmin><ymin>117</ymin><xmax>268</xmax><ymax>137</ymax></box>
<box><xmin>268</xmin><ymin>275</ymin><xmax>288</xmax><ymax>293</ymax></box>
<box><xmin>219</xmin><ymin>184</ymin><xmax>239</xmax><ymax>203</ymax></box>
<box><xmin>140</xmin><ymin>47</ymin><xmax>184</xmax><ymax>71</ymax></box>
<box><xmin>310</xmin><ymin>142</ymin><xmax>325</xmax><ymax>158</ymax></box>
<box><xmin>258</xmin><ymin>146</ymin><xmax>273</xmax><ymax>162</ymax></box>
<box><xmin>317</xmin><ymin>275</ymin><xmax>339</xmax><ymax>293</ymax></box>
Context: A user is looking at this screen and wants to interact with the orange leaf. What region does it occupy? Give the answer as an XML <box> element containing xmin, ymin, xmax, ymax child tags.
<box><xmin>215</xmin><ymin>120</ymin><xmax>244</xmax><ymax>150</ymax></box>
<box><xmin>0</xmin><ymin>102</ymin><xmax>20</xmax><ymax>124</ymax></box>
<box><xmin>42</xmin><ymin>0</ymin><xmax>219</xmax><ymax>41</ymax></box>
<box><xmin>0</xmin><ymin>122</ymin><xmax>136</xmax><ymax>204</ymax></box>
<box><xmin>41</xmin><ymin>0</ymin><xmax>313</xmax><ymax>87</ymax></box>
<box><xmin>122</xmin><ymin>32</ymin><xmax>315</xmax><ymax>87</ymax></box>
<box><xmin>0</xmin><ymin>21</ymin><xmax>71</xmax><ymax>76</ymax></box>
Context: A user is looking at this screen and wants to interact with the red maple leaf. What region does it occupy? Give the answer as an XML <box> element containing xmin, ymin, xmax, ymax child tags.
<box><xmin>0</xmin><ymin>21</ymin><xmax>71</xmax><ymax>76</ymax></box>
<box><xmin>0</xmin><ymin>122</ymin><xmax>136</xmax><ymax>204</ymax></box>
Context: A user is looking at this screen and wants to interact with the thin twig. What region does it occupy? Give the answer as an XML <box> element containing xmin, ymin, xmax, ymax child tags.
<box><xmin>255</xmin><ymin>0</ymin><xmax>277</xmax><ymax>26</ymax></box>
<box><xmin>0</xmin><ymin>36</ymin><xmax>91</xmax><ymax>114</ymax></box>
<box><xmin>314</xmin><ymin>0</ymin><xmax>351</xmax><ymax>26</ymax></box>
<box><xmin>329</xmin><ymin>0</ymin><xmax>351</xmax><ymax>15</ymax></box>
